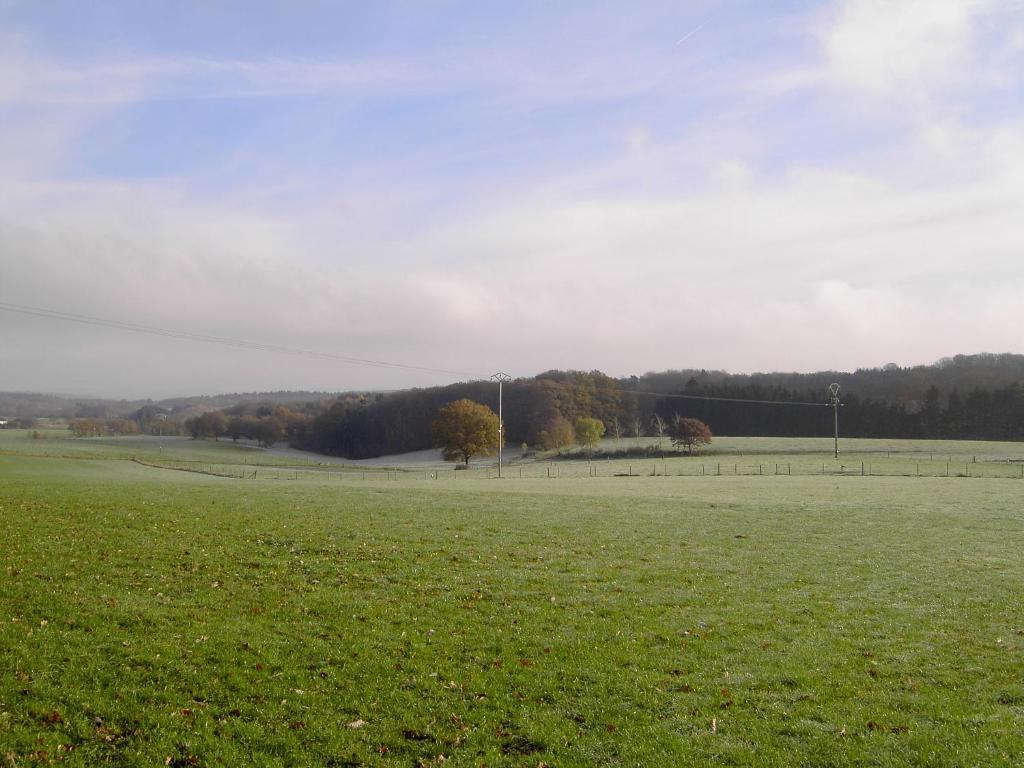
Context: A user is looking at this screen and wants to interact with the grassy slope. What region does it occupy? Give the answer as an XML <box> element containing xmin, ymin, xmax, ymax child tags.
<box><xmin>1</xmin><ymin>453</ymin><xmax>1023</xmax><ymax>766</ymax></box>
<box><xmin>0</xmin><ymin>430</ymin><xmax>344</xmax><ymax>467</ymax></box>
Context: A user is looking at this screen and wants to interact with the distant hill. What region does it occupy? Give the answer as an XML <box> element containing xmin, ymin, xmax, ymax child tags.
<box><xmin>0</xmin><ymin>390</ymin><xmax>347</xmax><ymax>421</ymax></box>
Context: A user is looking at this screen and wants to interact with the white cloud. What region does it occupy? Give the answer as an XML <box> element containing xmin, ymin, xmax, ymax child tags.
<box><xmin>2</xmin><ymin>5</ymin><xmax>1024</xmax><ymax>395</ymax></box>
<box><xmin>821</xmin><ymin>0</ymin><xmax>994</xmax><ymax>95</ymax></box>
<box><xmin>5</xmin><ymin>94</ymin><xmax>1024</xmax><ymax>394</ymax></box>
<box><xmin>0</xmin><ymin>180</ymin><xmax>1017</xmax><ymax>395</ymax></box>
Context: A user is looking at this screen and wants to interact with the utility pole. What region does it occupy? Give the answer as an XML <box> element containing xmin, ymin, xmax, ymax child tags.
<box><xmin>491</xmin><ymin>372</ymin><xmax>511</xmax><ymax>478</ymax></box>
<box><xmin>828</xmin><ymin>383</ymin><xmax>842</xmax><ymax>459</ymax></box>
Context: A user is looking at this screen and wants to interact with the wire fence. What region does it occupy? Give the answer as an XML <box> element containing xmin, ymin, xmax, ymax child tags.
<box><xmin>133</xmin><ymin>456</ymin><xmax>1024</xmax><ymax>482</ymax></box>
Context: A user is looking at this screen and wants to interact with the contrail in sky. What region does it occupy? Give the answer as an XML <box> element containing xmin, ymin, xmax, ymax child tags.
<box><xmin>676</xmin><ymin>19</ymin><xmax>709</xmax><ymax>46</ymax></box>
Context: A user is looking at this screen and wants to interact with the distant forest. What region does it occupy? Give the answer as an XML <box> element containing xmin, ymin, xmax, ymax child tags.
<box><xmin>298</xmin><ymin>354</ymin><xmax>1024</xmax><ymax>457</ymax></box>
<box><xmin>4</xmin><ymin>353</ymin><xmax>1024</xmax><ymax>458</ymax></box>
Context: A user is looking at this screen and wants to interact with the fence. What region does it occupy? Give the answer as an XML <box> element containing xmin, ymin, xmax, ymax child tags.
<box><xmin>133</xmin><ymin>455</ymin><xmax>1024</xmax><ymax>482</ymax></box>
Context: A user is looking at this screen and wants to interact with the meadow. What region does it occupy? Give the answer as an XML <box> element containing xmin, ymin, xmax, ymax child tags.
<box><xmin>1</xmin><ymin>431</ymin><xmax>1023</xmax><ymax>766</ymax></box>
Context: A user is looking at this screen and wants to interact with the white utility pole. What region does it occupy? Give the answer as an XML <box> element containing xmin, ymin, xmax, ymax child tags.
<box><xmin>828</xmin><ymin>383</ymin><xmax>842</xmax><ymax>459</ymax></box>
<box><xmin>491</xmin><ymin>372</ymin><xmax>511</xmax><ymax>478</ymax></box>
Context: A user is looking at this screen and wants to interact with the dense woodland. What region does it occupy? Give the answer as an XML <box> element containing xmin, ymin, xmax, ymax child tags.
<box><xmin>297</xmin><ymin>357</ymin><xmax>1024</xmax><ymax>457</ymax></box>
<box><xmin>5</xmin><ymin>353</ymin><xmax>1024</xmax><ymax>457</ymax></box>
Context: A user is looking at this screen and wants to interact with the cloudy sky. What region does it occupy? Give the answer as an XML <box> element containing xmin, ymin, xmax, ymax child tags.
<box><xmin>2</xmin><ymin>0</ymin><xmax>1023</xmax><ymax>398</ymax></box>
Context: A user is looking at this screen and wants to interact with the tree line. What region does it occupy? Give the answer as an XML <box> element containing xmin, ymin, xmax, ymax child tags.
<box><xmin>429</xmin><ymin>402</ymin><xmax>712</xmax><ymax>465</ymax></box>
<box><xmin>50</xmin><ymin>354</ymin><xmax>1024</xmax><ymax>456</ymax></box>
<box><xmin>298</xmin><ymin>371</ymin><xmax>633</xmax><ymax>458</ymax></box>
<box><xmin>647</xmin><ymin>381</ymin><xmax>1024</xmax><ymax>441</ymax></box>
<box><xmin>297</xmin><ymin>370</ymin><xmax>1024</xmax><ymax>459</ymax></box>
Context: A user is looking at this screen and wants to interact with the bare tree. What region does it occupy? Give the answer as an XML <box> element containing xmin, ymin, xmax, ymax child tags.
<box><xmin>632</xmin><ymin>416</ymin><xmax>643</xmax><ymax>443</ymax></box>
<box><xmin>651</xmin><ymin>413</ymin><xmax>667</xmax><ymax>452</ymax></box>
<box><xmin>610</xmin><ymin>416</ymin><xmax>622</xmax><ymax>446</ymax></box>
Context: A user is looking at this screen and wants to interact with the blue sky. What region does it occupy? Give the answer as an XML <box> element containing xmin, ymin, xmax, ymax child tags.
<box><xmin>2</xmin><ymin>1</ymin><xmax>1024</xmax><ymax>397</ymax></box>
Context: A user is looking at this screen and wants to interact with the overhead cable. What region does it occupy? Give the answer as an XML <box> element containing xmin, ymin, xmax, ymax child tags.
<box><xmin>619</xmin><ymin>389</ymin><xmax>828</xmax><ymax>407</ymax></box>
<box><xmin>0</xmin><ymin>300</ymin><xmax>480</xmax><ymax>378</ymax></box>
<box><xmin>2</xmin><ymin>300</ymin><xmax>835</xmax><ymax>407</ymax></box>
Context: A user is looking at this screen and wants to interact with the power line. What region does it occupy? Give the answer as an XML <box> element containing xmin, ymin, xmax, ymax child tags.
<box><xmin>2</xmin><ymin>300</ymin><xmax>836</xmax><ymax>409</ymax></box>
<box><xmin>0</xmin><ymin>300</ymin><xmax>480</xmax><ymax>379</ymax></box>
<box><xmin>620</xmin><ymin>388</ymin><xmax>828</xmax><ymax>407</ymax></box>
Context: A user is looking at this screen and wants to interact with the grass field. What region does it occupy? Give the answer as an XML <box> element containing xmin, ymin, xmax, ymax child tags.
<box><xmin>0</xmin><ymin>430</ymin><xmax>343</xmax><ymax>466</ymax></box>
<box><xmin>2</xmin><ymin>434</ymin><xmax>1023</xmax><ymax>766</ymax></box>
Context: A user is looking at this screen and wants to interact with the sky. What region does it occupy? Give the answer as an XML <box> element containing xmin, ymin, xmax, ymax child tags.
<box><xmin>2</xmin><ymin>0</ymin><xmax>1024</xmax><ymax>398</ymax></box>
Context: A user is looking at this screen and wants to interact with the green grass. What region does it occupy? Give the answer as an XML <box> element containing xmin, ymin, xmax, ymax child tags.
<box><xmin>0</xmin><ymin>429</ymin><xmax>348</xmax><ymax>468</ymax></box>
<box><xmin>594</xmin><ymin>435</ymin><xmax>1024</xmax><ymax>459</ymax></box>
<box><xmin>2</xmin><ymin>442</ymin><xmax>1024</xmax><ymax>766</ymax></box>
